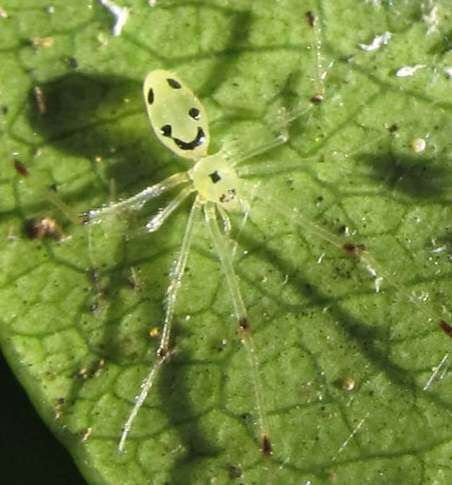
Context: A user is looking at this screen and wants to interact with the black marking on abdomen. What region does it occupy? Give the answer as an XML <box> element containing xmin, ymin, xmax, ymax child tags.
<box><xmin>173</xmin><ymin>127</ymin><xmax>206</xmax><ymax>151</ymax></box>
<box><xmin>161</xmin><ymin>125</ymin><xmax>172</xmax><ymax>137</ymax></box>
<box><xmin>189</xmin><ymin>107</ymin><xmax>200</xmax><ymax>120</ymax></box>
<box><xmin>167</xmin><ymin>78</ymin><xmax>181</xmax><ymax>89</ymax></box>
<box><xmin>147</xmin><ymin>88</ymin><xmax>154</xmax><ymax>105</ymax></box>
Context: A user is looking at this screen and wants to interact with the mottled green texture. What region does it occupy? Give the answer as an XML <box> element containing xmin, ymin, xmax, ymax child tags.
<box><xmin>1</xmin><ymin>1</ymin><xmax>452</xmax><ymax>484</ymax></box>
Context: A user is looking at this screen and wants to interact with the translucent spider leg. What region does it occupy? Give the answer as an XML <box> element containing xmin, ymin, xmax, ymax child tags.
<box><xmin>146</xmin><ymin>185</ymin><xmax>194</xmax><ymax>232</ymax></box>
<box><xmin>84</xmin><ymin>171</ymin><xmax>191</xmax><ymax>224</ymax></box>
<box><xmin>118</xmin><ymin>196</ymin><xmax>201</xmax><ymax>453</ymax></box>
<box><xmin>222</xmin><ymin>104</ymin><xmax>315</xmax><ymax>167</ymax></box>
<box><xmin>204</xmin><ymin>202</ymin><xmax>272</xmax><ymax>456</ymax></box>
<box><xmin>247</xmin><ymin>181</ymin><xmax>451</xmax><ymax>328</ymax></box>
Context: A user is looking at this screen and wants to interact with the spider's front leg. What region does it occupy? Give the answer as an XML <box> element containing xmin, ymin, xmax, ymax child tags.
<box><xmin>82</xmin><ymin>171</ymin><xmax>191</xmax><ymax>224</ymax></box>
<box><xmin>204</xmin><ymin>202</ymin><xmax>272</xmax><ymax>456</ymax></box>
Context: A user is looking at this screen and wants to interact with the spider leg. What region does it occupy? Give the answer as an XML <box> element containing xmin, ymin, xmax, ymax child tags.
<box><xmin>146</xmin><ymin>185</ymin><xmax>194</xmax><ymax>232</ymax></box>
<box><xmin>118</xmin><ymin>196</ymin><xmax>201</xmax><ymax>453</ymax></box>
<box><xmin>222</xmin><ymin>105</ymin><xmax>315</xmax><ymax>167</ymax></box>
<box><xmin>248</xmin><ymin>181</ymin><xmax>450</xmax><ymax>328</ymax></box>
<box><xmin>84</xmin><ymin>171</ymin><xmax>191</xmax><ymax>223</ymax></box>
<box><xmin>204</xmin><ymin>202</ymin><xmax>272</xmax><ymax>456</ymax></box>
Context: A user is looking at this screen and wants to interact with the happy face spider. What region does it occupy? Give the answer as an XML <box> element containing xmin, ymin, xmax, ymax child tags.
<box><xmin>85</xmin><ymin>69</ymin><xmax>297</xmax><ymax>454</ymax></box>
<box><xmin>84</xmin><ymin>69</ymin><xmax>449</xmax><ymax>457</ymax></box>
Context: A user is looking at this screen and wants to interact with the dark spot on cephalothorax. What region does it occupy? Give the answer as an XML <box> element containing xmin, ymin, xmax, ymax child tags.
<box><xmin>173</xmin><ymin>127</ymin><xmax>205</xmax><ymax>150</ymax></box>
<box><xmin>261</xmin><ymin>434</ymin><xmax>273</xmax><ymax>456</ymax></box>
<box><xmin>189</xmin><ymin>107</ymin><xmax>200</xmax><ymax>120</ymax></box>
<box><xmin>147</xmin><ymin>88</ymin><xmax>154</xmax><ymax>105</ymax></box>
<box><xmin>161</xmin><ymin>124</ymin><xmax>172</xmax><ymax>137</ymax></box>
<box><xmin>439</xmin><ymin>320</ymin><xmax>452</xmax><ymax>337</ymax></box>
<box><xmin>343</xmin><ymin>242</ymin><xmax>366</xmax><ymax>256</ymax></box>
<box><xmin>305</xmin><ymin>10</ymin><xmax>316</xmax><ymax>27</ymax></box>
<box><xmin>167</xmin><ymin>78</ymin><xmax>181</xmax><ymax>89</ymax></box>
<box><xmin>219</xmin><ymin>188</ymin><xmax>237</xmax><ymax>204</ymax></box>
<box><xmin>238</xmin><ymin>317</ymin><xmax>250</xmax><ymax>332</ymax></box>
<box><xmin>209</xmin><ymin>171</ymin><xmax>221</xmax><ymax>184</ymax></box>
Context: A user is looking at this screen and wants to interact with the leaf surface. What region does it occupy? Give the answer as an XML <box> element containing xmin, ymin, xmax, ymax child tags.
<box><xmin>1</xmin><ymin>1</ymin><xmax>452</xmax><ymax>484</ymax></box>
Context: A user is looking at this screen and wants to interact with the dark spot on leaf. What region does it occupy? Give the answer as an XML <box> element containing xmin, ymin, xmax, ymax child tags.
<box><xmin>261</xmin><ymin>434</ymin><xmax>273</xmax><ymax>456</ymax></box>
<box><xmin>343</xmin><ymin>243</ymin><xmax>366</xmax><ymax>256</ymax></box>
<box><xmin>305</xmin><ymin>10</ymin><xmax>316</xmax><ymax>27</ymax></box>
<box><xmin>439</xmin><ymin>320</ymin><xmax>452</xmax><ymax>337</ymax></box>
<box><xmin>13</xmin><ymin>159</ymin><xmax>29</xmax><ymax>177</ymax></box>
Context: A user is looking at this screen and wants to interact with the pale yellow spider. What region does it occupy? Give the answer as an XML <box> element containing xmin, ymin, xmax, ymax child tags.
<box><xmin>84</xmin><ymin>69</ymin><xmax>447</xmax><ymax>457</ymax></box>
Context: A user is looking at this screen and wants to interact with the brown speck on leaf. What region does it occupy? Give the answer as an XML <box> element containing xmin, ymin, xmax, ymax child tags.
<box><xmin>310</xmin><ymin>94</ymin><xmax>324</xmax><ymax>105</ymax></box>
<box><xmin>305</xmin><ymin>10</ymin><xmax>316</xmax><ymax>27</ymax></box>
<box><xmin>388</xmin><ymin>123</ymin><xmax>399</xmax><ymax>133</ymax></box>
<box><xmin>439</xmin><ymin>320</ymin><xmax>452</xmax><ymax>337</ymax></box>
<box><xmin>33</xmin><ymin>85</ymin><xmax>47</xmax><ymax>114</ymax></box>
<box><xmin>261</xmin><ymin>434</ymin><xmax>273</xmax><ymax>456</ymax></box>
<box><xmin>238</xmin><ymin>317</ymin><xmax>250</xmax><ymax>333</ymax></box>
<box><xmin>24</xmin><ymin>217</ymin><xmax>64</xmax><ymax>240</ymax></box>
<box><xmin>13</xmin><ymin>159</ymin><xmax>29</xmax><ymax>177</ymax></box>
<box><xmin>343</xmin><ymin>242</ymin><xmax>366</xmax><ymax>256</ymax></box>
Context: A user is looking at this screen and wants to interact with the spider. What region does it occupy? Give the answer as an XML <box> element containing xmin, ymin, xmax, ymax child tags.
<box><xmin>84</xmin><ymin>69</ymin><xmax>448</xmax><ymax>457</ymax></box>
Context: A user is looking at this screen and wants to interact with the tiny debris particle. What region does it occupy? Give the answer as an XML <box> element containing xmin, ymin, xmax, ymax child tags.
<box><xmin>341</xmin><ymin>376</ymin><xmax>356</xmax><ymax>392</ymax></box>
<box><xmin>411</xmin><ymin>137</ymin><xmax>426</xmax><ymax>153</ymax></box>
<box><xmin>358</xmin><ymin>31</ymin><xmax>391</xmax><ymax>52</ymax></box>
<box><xmin>445</xmin><ymin>67</ymin><xmax>452</xmax><ymax>79</ymax></box>
<box><xmin>97</xmin><ymin>0</ymin><xmax>129</xmax><ymax>37</ymax></box>
<box><xmin>439</xmin><ymin>320</ymin><xmax>452</xmax><ymax>338</ymax></box>
<box><xmin>423</xmin><ymin>5</ymin><xmax>439</xmax><ymax>35</ymax></box>
<box><xmin>81</xmin><ymin>427</ymin><xmax>93</xmax><ymax>442</ymax></box>
<box><xmin>149</xmin><ymin>327</ymin><xmax>160</xmax><ymax>338</ymax></box>
<box><xmin>33</xmin><ymin>86</ymin><xmax>47</xmax><ymax>114</ymax></box>
<box><xmin>13</xmin><ymin>159</ymin><xmax>29</xmax><ymax>176</ymax></box>
<box><xmin>305</xmin><ymin>10</ymin><xmax>316</xmax><ymax>28</ymax></box>
<box><xmin>24</xmin><ymin>216</ymin><xmax>64</xmax><ymax>240</ymax></box>
<box><xmin>395</xmin><ymin>64</ymin><xmax>426</xmax><ymax>77</ymax></box>
<box><xmin>310</xmin><ymin>94</ymin><xmax>324</xmax><ymax>105</ymax></box>
<box><xmin>31</xmin><ymin>36</ymin><xmax>54</xmax><ymax>48</ymax></box>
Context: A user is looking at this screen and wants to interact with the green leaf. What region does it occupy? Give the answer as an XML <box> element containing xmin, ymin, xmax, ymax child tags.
<box><xmin>1</xmin><ymin>1</ymin><xmax>452</xmax><ymax>483</ymax></box>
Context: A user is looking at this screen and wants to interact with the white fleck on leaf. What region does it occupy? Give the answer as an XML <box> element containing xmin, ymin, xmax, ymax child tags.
<box><xmin>97</xmin><ymin>0</ymin><xmax>129</xmax><ymax>37</ymax></box>
<box><xmin>395</xmin><ymin>64</ymin><xmax>426</xmax><ymax>77</ymax></box>
<box><xmin>358</xmin><ymin>31</ymin><xmax>391</xmax><ymax>52</ymax></box>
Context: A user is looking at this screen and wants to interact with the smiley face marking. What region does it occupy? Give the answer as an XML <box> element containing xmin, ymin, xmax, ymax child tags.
<box><xmin>143</xmin><ymin>70</ymin><xmax>210</xmax><ymax>160</ymax></box>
